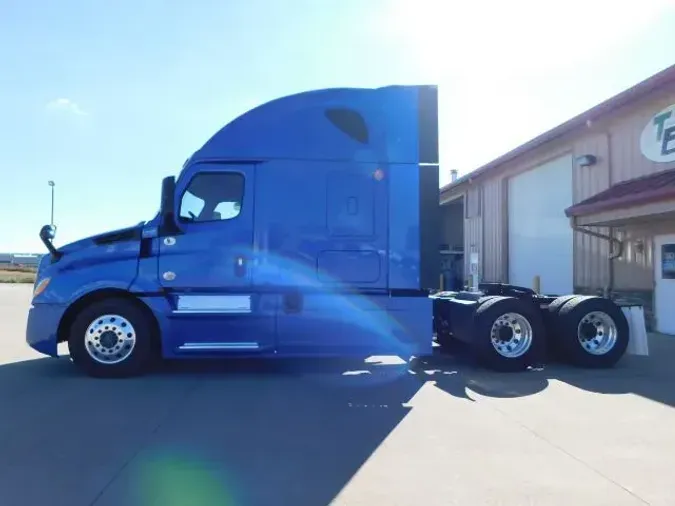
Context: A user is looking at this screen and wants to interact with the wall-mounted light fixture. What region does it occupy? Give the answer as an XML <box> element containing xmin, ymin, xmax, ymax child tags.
<box><xmin>576</xmin><ymin>154</ymin><xmax>598</xmax><ymax>167</ymax></box>
<box><xmin>634</xmin><ymin>239</ymin><xmax>645</xmax><ymax>255</ymax></box>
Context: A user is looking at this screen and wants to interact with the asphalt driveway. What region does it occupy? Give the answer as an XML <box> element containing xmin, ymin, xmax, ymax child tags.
<box><xmin>1</xmin><ymin>283</ymin><xmax>674</xmax><ymax>506</ymax></box>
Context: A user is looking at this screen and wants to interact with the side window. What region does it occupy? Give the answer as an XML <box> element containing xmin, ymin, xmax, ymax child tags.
<box><xmin>179</xmin><ymin>172</ymin><xmax>244</xmax><ymax>223</ymax></box>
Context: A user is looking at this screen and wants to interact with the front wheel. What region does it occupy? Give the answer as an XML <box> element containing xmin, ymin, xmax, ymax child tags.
<box><xmin>68</xmin><ymin>298</ymin><xmax>156</xmax><ymax>378</ymax></box>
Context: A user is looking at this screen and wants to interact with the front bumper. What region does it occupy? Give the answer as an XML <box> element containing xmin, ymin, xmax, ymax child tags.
<box><xmin>26</xmin><ymin>303</ymin><xmax>68</xmax><ymax>357</ymax></box>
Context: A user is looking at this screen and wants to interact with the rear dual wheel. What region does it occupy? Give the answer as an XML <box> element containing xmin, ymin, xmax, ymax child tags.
<box><xmin>549</xmin><ymin>295</ymin><xmax>629</xmax><ymax>368</ymax></box>
<box><xmin>471</xmin><ymin>296</ymin><xmax>545</xmax><ymax>372</ymax></box>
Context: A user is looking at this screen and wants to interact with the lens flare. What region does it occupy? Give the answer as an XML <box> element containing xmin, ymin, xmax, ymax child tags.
<box><xmin>135</xmin><ymin>448</ymin><xmax>239</xmax><ymax>506</ymax></box>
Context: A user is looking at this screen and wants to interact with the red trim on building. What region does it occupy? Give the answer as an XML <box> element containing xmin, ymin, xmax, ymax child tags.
<box><xmin>565</xmin><ymin>168</ymin><xmax>675</xmax><ymax>217</ymax></box>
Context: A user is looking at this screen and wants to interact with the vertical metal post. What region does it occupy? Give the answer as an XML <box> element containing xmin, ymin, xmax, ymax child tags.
<box><xmin>48</xmin><ymin>180</ymin><xmax>55</xmax><ymax>226</ymax></box>
<box><xmin>532</xmin><ymin>275</ymin><xmax>541</xmax><ymax>294</ymax></box>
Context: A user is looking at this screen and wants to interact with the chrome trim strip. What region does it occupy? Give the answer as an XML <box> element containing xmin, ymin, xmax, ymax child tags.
<box><xmin>172</xmin><ymin>309</ymin><xmax>252</xmax><ymax>314</ymax></box>
<box><xmin>178</xmin><ymin>342</ymin><xmax>260</xmax><ymax>351</ymax></box>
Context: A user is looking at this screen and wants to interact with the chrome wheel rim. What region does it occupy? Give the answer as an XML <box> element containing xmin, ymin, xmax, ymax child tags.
<box><xmin>84</xmin><ymin>314</ymin><xmax>136</xmax><ymax>365</ymax></box>
<box><xmin>490</xmin><ymin>312</ymin><xmax>533</xmax><ymax>358</ymax></box>
<box><xmin>577</xmin><ymin>311</ymin><xmax>617</xmax><ymax>355</ymax></box>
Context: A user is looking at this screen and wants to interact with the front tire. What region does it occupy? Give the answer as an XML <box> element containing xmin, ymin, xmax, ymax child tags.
<box><xmin>68</xmin><ymin>297</ymin><xmax>156</xmax><ymax>378</ymax></box>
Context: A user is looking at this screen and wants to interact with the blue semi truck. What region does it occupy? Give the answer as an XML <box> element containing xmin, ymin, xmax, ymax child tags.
<box><xmin>26</xmin><ymin>85</ymin><xmax>630</xmax><ymax>378</ymax></box>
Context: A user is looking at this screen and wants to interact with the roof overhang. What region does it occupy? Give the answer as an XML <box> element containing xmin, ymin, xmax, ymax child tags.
<box><xmin>571</xmin><ymin>199</ymin><xmax>675</xmax><ymax>228</ymax></box>
<box><xmin>440</xmin><ymin>191</ymin><xmax>464</xmax><ymax>206</ymax></box>
<box><xmin>566</xmin><ymin>167</ymin><xmax>675</xmax><ymax>227</ymax></box>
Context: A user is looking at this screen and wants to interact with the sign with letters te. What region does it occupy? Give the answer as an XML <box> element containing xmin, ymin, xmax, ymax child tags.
<box><xmin>640</xmin><ymin>104</ymin><xmax>675</xmax><ymax>163</ymax></box>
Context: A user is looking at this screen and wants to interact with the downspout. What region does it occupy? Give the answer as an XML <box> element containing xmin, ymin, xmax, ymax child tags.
<box><xmin>570</xmin><ymin>217</ymin><xmax>623</xmax><ymax>297</ymax></box>
<box><xmin>570</xmin><ymin>130</ymin><xmax>622</xmax><ymax>298</ymax></box>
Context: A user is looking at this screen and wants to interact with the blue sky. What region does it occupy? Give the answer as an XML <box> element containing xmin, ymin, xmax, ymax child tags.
<box><xmin>1</xmin><ymin>0</ymin><xmax>674</xmax><ymax>252</ymax></box>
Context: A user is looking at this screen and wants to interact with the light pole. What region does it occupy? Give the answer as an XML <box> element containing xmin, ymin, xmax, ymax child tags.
<box><xmin>48</xmin><ymin>180</ymin><xmax>55</xmax><ymax>226</ymax></box>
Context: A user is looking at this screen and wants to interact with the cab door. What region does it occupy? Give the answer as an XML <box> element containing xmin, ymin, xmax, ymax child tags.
<box><xmin>157</xmin><ymin>162</ymin><xmax>275</xmax><ymax>353</ymax></box>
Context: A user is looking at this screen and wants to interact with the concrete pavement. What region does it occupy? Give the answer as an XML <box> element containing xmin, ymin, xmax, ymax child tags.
<box><xmin>1</xmin><ymin>283</ymin><xmax>673</xmax><ymax>505</ymax></box>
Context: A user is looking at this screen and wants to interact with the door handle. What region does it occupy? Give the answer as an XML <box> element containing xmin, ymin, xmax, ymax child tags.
<box><xmin>283</xmin><ymin>291</ymin><xmax>303</xmax><ymax>314</ymax></box>
<box><xmin>234</xmin><ymin>255</ymin><xmax>246</xmax><ymax>278</ymax></box>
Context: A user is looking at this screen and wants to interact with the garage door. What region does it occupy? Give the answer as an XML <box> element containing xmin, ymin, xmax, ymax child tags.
<box><xmin>508</xmin><ymin>155</ymin><xmax>573</xmax><ymax>295</ymax></box>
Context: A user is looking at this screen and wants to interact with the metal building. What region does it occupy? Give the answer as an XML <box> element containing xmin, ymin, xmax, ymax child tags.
<box><xmin>0</xmin><ymin>253</ymin><xmax>42</xmax><ymax>267</ymax></box>
<box><xmin>440</xmin><ymin>63</ymin><xmax>675</xmax><ymax>334</ymax></box>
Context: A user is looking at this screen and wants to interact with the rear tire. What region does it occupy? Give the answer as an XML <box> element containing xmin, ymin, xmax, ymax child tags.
<box><xmin>556</xmin><ymin>296</ymin><xmax>629</xmax><ymax>368</ymax></box>
<box><xmin>471</xmin><ymin>296</ymin><xmax>545</xmax><ymax>372</ymax></box>
<box><xmin>68</xmin><ymin>297</ymin><xmax>156</xmax><ymax>378</ymax></box>
<box><xmin>548</xmin><ymin>295</ymin><xmax>579</xmax><ymax>317</ymax></box>
<box><xmin>545</xmin><ymin>295</ymin><xmax>580</xmax><ymax>358</ymax></box>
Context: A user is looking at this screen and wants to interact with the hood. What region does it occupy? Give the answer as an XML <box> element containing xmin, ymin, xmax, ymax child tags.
<box><xmin>58</xmin><ymin>223</ymin><xmax>144</xmax><ymax>254</ymax></box>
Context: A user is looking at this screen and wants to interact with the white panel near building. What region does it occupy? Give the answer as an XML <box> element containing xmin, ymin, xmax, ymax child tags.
<box><xmin>654</xmin><ymin>234</ymin><xmax>675</xmax><ymax>335</ymax></box>
<box><xmin>508</xmin><ymin>155</ymin><xmax>574</xmax><ymax>295</ymax></box>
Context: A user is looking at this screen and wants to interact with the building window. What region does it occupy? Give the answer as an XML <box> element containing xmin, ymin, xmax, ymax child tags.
<box><xmin>179</xmin><ymin>172</ymin><xmax>244</xmax><ymax>223</ymax></box>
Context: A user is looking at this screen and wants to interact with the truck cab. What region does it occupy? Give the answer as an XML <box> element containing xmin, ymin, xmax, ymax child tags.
<box><xmin>26</xmin><ymin>85</ymin><xmax>441</xmax><ymax>377</ymax></box>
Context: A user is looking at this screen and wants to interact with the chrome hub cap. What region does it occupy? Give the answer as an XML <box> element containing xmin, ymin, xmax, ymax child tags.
<box><xmin>577</xmin><ymin>311</ymin><xmax>617</xmax><ymax>355</ymax></box>
<box><xmin>490</xmin><ymin>312</ymin><xmax>533</xmax><ymax>358</ymax></box>
<box><xmin>84</xmin><ymin>314</ymin><xmax>136</xmax><ymax>364</ymax></box>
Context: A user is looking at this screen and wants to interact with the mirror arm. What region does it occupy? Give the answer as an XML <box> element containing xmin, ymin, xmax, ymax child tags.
<box><xmin>158</xmin><ymin>176</ymin><xmax>182</xmax><ymax>236</ymax></box>
<box><xmin>159</xmin><ymin>211</ymin><xmax>181</xmax><ymax>236</ymax></box>
<box><xmin>39</xmin><ymin>225</ymin><xmax>62</xmax><ymax>260</ymax></box>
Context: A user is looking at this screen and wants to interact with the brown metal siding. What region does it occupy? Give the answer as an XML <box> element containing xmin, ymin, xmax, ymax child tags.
<box><xmin>440</xmin><ymin>64</ymin><xmax>675</xmax><ymax>198</ymax></box>
<box><xmin>481</xmin><ymin>177</ymin><xmax>505</xmax><ymax>282</ymax></box>
<box><xmin>464</xmin><ymin>217</ymin><xmax>483</xmax><ymax>279</ymax></box>
<box><xmin>460</xmin><ymin>145</ymin><xmax>576</xmax><ymax>284</ymax></box>
<box><xmin>600</xmin><ymin>88</ymin><xmax>675</xmax><ymax>290</ymax></box>
<box><xmin>460</xmin><ymin>136</ymin><xmax>613</xmax><ymax>290</ymax></box>
<box><xmin>608</xmin><ymin>90</ymin><xmax>675</xmax><ymax>185</ymax></box>
<box><xmin>446</xmin><ymin>81</ymin><xmax>675</xmax><ymax>293</ymax></box>
<box><xmin>613</xmin><ymin>230</ymin><xmax>653</xmax><ymax>291</ymax></box>
<box><xmin>572</xmin><ymin>132</ymin><xmax>611</xmax><ymax>290</ymax></box>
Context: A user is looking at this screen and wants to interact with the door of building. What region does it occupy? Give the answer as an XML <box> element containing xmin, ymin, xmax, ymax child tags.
<box><xmin>654</xmin><ymin>233</ymin><xmax>675</xmax><ymax>335</ymax></box>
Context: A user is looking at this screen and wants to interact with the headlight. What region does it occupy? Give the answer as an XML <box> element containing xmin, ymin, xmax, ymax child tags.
<box><xmin>33</xmin><ymin>277</ymin><xmax>51</xmax><ymax>298</ymax></box>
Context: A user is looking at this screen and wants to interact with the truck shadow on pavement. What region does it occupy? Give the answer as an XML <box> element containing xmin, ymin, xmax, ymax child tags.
<box><xmin>0</xmin><ymin>355</ymin><xmax>420</xmax><ymax>506</ymax></box>
<box><xmin>0</xmin><ymin>347</ymin><xmax>673</xmax><ymax>506</ymax></box>
<box><xmin>416</xmin><ymin>349</ymin><xmax>675</xmax><ymax>408</ymax></box>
